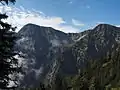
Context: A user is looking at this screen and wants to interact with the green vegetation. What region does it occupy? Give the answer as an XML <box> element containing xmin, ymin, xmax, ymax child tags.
<box><xmin>60</xmin><ymin>46</ymin><xmax>120</xmax><ymax>90</ymax></box>
<box><xmin>0</xmin><ymin>0</ymin><xmax>21</xmax><ymax>89</ymax></box>
<box><xmin>18</xmin><ymin>46</ymin><xmax>120</xmax><ymax>90</ymax></box>
<box><xmin>34</xmin><ymin>46</ymin><xmax>120</xmax><ymax>90</ymax></box>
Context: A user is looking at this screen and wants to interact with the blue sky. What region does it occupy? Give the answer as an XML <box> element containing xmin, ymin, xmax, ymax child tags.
<box><xmin>3</xmin><ymin>0</ymin><xmax>120</xmax><ymax>32</ymax></box>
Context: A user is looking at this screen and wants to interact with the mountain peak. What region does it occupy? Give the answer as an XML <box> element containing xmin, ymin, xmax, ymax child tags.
<box><xmin>23</xmin><ymin>23</ymin><xmax>52</xmax><ymax>29</ymax></box>
<box><xmin>94</xmin><ymin>24</ymin><xmax>119</xmax><ymax>32</ymax></box>
<box><xmin>18</xmin><ymin>23</ymin><xmax>54</xmax><ymax>35</ymax></box>
<box><xmin>95</xmin><ymin>24</ymin><xmax>114</xmax><ymax>28</ymax></box>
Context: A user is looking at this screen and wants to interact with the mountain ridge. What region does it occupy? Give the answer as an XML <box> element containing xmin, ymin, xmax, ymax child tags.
<box><xmin>15</xmin><ymin>23</ymin><xmax>120</xmax><ymax>88</ymax></box>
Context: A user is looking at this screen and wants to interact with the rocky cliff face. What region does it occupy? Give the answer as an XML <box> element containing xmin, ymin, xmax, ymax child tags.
<box><xmin>16</xmin><ymin>24</ymin><xmax>74</xmax><ymax>87</ymax></box>
<box><xmin>16</xmin><ymin>23</ymin><xmax>120</xmax><ymax>87</ymax></box>
<box><xmin>64</xmin><ymin>24</ymin><xmax>120</xmax><ymax>69</ymax></box>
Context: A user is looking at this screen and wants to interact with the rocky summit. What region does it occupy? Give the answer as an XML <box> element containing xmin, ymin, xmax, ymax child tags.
<box><xmin>15</xmin><ymin>23</ymin><xmax>120</xmax><ymax>88</ymax></box>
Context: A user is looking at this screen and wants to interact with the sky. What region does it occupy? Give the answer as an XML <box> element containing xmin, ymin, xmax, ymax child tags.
<box><xmin>0</xmin><ymin>0</ymin><xmax>120</xmax><ymax>33</ymax></box>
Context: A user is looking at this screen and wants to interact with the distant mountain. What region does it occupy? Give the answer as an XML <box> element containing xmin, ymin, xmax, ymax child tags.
<box><xmin>46</xmin><ymin>24</ymin><xmax>120</xmax><ymax>88</ymax></box>
<box><xmin>16</xmin><ymin>23</ymin><xmax>120</xmax><ymax>88</ymax></box>
<box><xmin>16</xmin><ymin>23</ymin><xmax>74</xmax><ymax>87</ymax></box>
<box><xmin>62</xmin><ymin>24</ymin><xmax>120</xmax><ymax>69</ymax></box>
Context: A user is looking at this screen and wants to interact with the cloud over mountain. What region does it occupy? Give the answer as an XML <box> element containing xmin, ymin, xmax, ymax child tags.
<box><xmin>0</xmin><ymin>6</ymin><xmax>80</xmax><ymax>33</ymax></box>
<box><xmin>72</xmin><ymin>19</ymin><xmax>85</xmax><ymax>27</ymax></box>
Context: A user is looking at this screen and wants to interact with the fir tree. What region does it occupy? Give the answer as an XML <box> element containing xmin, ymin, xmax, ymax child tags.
<box><xmin>0</xmin><ymin>0</ymin><xmax>21</xmax><ymax>89</ymax></box>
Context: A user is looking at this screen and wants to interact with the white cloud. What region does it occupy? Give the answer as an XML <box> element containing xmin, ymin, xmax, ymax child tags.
<box><xmin>96</xmin><ymin>22</ymin><xmax>105</xmax><ymax>24</ymax></box>
<box><xmin>69</xmin><ymin>1</ymin><xmax>73</xmax><ymax>4</ymax></box>
<box><xmin>72</xmin><ymin>19</ymin><xmax>85</xmax><ymax>26</ymax></box>
<box><xmin>116</xmin><ymin>25</ymin><xmax>120</xmax><ymax>27</ymax></box>
<box><xmin>0</xmin><ymin>6</ymin><xmax>80</xmax><ymax>33</ymax></box>
<box><xmin>86</xmin><ymin>5</ymin><xmax>90</xmax><ymax>9</ymax></box>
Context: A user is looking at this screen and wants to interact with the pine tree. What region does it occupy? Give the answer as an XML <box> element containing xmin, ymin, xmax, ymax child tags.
<box><xmin>0</xmin><ymin>0</ymin><xmax>21</xmax><ymax>89</ymax></box>
<box><xmin>0</xmin><ymin>0</ymin><xmax>15</xmax><ymax>5</ymax></box>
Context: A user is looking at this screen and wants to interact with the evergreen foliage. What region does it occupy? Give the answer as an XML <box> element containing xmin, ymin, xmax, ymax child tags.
<box><xmin>63</xmin><ymin>46</ymin><xmax>120</xmax><ymax>90</ymax></box>
<box><xmin>0</xmin><ymin>0</ymin><xmax>21</xmax><ymax>89</ymax></box>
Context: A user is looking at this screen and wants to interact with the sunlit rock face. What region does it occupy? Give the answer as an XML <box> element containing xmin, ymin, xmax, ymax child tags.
<box><xmin>16</xmin><ymin>23</ymin><xmax>120</xmax><ymax>87</ymax></box>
